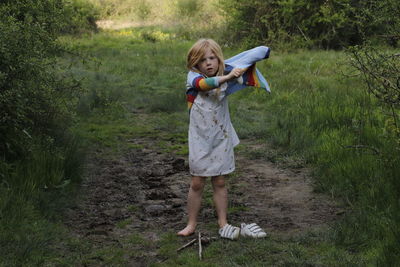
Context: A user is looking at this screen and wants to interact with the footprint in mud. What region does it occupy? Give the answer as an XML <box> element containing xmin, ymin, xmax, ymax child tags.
<box><xmin>65</xmin><ymin>144</ymin><xmax>189</xmax><ymax>240</ymax></box>
<box><xmin>64</xmin><ymin>138</ymin><xmax>341</xmax><ymax>265</ymax></box>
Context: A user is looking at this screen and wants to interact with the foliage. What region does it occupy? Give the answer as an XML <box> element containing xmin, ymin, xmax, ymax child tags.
<box><xmin>176</xmin><ymin>0</ymin><xmax>199</xmax><ymax>17</ymax></box>
<box><xmin>342</xmin><ymin>2</ymin><xmax>400</xmax><ymax>263</ymax></box>
<box><xmin>0</xmin><ymin>1</ymin><xmax>93</xmax><ymax>264</ymax></box>
<box><xmin>94</xmin><ymin>0</ymin><xmax>152</xmax><ymax>21</ymax></box>
<box><xmin>61</xmin><ymin>0</ymin><xmax>100</xmax><ymax>34</ymax></box>
<box><xmin>0</xmin><ymin>0</ymin><xmax>99</xmax><ymax>161</ymax></box>
<box><xmin>1</xmin><ymin>0</ymin><xmax>66</xmax><ymax>161</ymax></box>
<box><xmin>91</xmin><ymin>0</ymin><xmax>207</xmax><ymax>20</ymax></box>
<box><xmin>218</xmin><ymin>0</ymin><xmax>400</xmax><ymax>49</ymax></box>
<box><xmin>0</xmin><ymin>0</ymin><xmax>99</xmax><ymax>163</ymax></box>
<box><xmin>89</xmin><ymin>0</ymin><xmax>225</xmax><ymax>41</ymax></box>
<box><xmin>351</xmin><ymin>47</ymin><xmax>400</xmax><ymax>109</ymax></box>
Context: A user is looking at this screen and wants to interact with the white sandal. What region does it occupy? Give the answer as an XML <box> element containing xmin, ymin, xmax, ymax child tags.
<box><xmin>219</xmin><ymin>224</ymin><xmax>240</xmax><ymax>240</ymax></box>
<box><xmin>240</xmin><ymin>223</ymin><xmax>267</xmax><ymax>238</ymax></box>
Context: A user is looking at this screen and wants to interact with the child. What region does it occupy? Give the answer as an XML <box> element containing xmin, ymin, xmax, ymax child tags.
<box><xmin>178</xmin><ymin>39</ymin><xmax>270</xmax><ymax>240</ymax></box>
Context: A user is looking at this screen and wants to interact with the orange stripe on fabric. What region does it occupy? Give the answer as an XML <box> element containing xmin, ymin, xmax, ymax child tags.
<box><xmin>198</xmin><ymin>78</ymin><xmax>214</xmax><ymax>90</ymax></box>
<box><xmin>251</xmin><ymin>66</ymin><xmax>260</xmax><ymax>87</ymax></box>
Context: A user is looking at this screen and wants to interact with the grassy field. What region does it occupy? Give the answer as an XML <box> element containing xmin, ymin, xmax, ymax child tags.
<box><xmin>64</xmin><ymin>29</ymin><xmax>385</xmax><ymax>265</ymax></box>
<box><xmin>1</xmin><ymin>26</ymin><xmax>399</xmax><ymax>265</ymax></box>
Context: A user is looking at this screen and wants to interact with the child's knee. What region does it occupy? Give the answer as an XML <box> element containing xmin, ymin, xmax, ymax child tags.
<box><xmin>212</xmin><ymin>176</ymin><xmax>225</xmax><ymax>188</ymax></box>
<box><xmin>190</xmin><ymin>178</ymin><xmax>205</xmax><ymax>192</ymax></box>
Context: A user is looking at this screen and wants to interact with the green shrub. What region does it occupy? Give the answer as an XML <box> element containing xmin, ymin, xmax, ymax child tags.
<box><xmin>135</xmin><ymin>0</ymin><xmax>151</xmax><ymax>20</ymax></box>
<box><xmin>218</xmin><ymin>0</ymin><xmax>400</xmax><ymax>49</ymax></box>
<box><xmin>0</xmin><ymin>1</ymin><xmax>90</xmax><ymax>264</ymax></box>
<box><xmin>1</xmin><ymin>4</ymin><xmax>63</xmax><ymax>161</ymax></box>
<box><xmin>176</xmin><ymin>0</ymin><xmax>199</xmax><ymax>17</ymax></box>
<box><xmin>62</xmin><ymin>0</ymin><xmax>100</xmax><ymax>34</ymax></box>
<box><xmin>0</xmin><ymin>0</ymin><xmax>92</xmax><ymax>161</ymax></box>
<box><xmin>341</xmin><ymin>6</ymin><xmax>400</xmax><ymax>262</ymax></box>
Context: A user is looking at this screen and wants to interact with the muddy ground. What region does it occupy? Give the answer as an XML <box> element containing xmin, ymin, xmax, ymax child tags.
<box><xmin>64</xmin><ymin>137</ymin><xmax>340</xmax><ymax>265</ymax></box>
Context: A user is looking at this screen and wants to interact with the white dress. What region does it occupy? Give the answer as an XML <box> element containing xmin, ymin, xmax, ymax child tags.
<box><xmin>188</xmin><ymin>84</ymin><xmax>240</xmax><ymax>177</ymax></box>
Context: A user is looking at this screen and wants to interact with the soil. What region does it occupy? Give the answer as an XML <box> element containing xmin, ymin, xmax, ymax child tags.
<box><xmin>64</xmin><ymin>137</ymin><xmax>340</xmax><ymax>265</ymax></box>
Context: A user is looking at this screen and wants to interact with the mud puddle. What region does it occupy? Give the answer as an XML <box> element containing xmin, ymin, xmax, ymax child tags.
<box><xmin>64</xmin><ymin>138</ymin><xmax>340</xmax><ymax>265</ymax></box>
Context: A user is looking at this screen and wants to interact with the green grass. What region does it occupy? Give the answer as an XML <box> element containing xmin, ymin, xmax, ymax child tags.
<box><xmin>0</xmin><ymin>131</ymin><xmax>85</xmax><ymax>266</ymax></box>
<box><xmin>0</xmin><ymin>180</ymin><xmax>83</xmax><ymax>266</ymax></box>
<box><xmin>228</xmin><ymin>48</ymin><xmax>400</xmax><ymax>264</ymax></box>
<box><xmin>2</xmin><ymin>26</ymin><xmax>399</xmax><ymax>265</ymax></box>
<box><xmin>154</xmin><ymin>229</ymin><xmax>366</xmax><ymax>266</ymax></box>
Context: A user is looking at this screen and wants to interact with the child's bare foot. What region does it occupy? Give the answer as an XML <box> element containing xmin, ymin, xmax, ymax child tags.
<box><xmin>177</xmin><ymin>225</ymin><xmax>196</xmax><ymax>236</ymax></box>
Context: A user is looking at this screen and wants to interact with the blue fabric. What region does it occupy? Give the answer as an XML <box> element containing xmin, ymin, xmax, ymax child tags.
<box><xmin>186</xmin><ymin>46</ymin><xmax>271</xmax><ymax>102</ymax></box>
<box><xmin>224</xmin><ymin>46</ymin><xmax>271</xmax><ymax>95</ymax></box>
<box><xmin>225</xmin><ymin>46</ymin><xmax>270</xmax><ymax>68</ymax></box>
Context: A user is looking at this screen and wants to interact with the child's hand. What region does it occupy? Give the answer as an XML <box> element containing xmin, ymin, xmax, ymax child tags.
<box><xmin>218</xmin><ymin>68</ymin><xmax>246</xmax><ymax>85</ymax></box>
<box><xmin>228</xmin><ymin>68</ymin><xmax>246</xmax><ymax>79</ymax></box>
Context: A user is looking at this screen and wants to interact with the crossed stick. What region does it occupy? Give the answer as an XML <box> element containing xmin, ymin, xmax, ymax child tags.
<box><xmin>176</xmin><ymin>232</ymin><xmax>217</xmax><ymax>260</ymax></box>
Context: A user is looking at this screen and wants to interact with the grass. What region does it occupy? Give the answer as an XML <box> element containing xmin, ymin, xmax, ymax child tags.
<box><xmin>0</xmin><ymin>131</ymin><xmax>85</xmax><ymax>266</ymax></box>
<box><xmin>154</xmin><ymin>229</ymin><xmax>366</xmax><ymax>266</ymax></box>
<box><xmin>63</xmin><ymin>29</ymin><xmax>398</xmax><ymax>264</ymax></box>
<box><xmin>2</xmin><ymin>25</ymin><xmax>399</xmax><ymax>265</ymax></box>
<box><xmin>0</xmin><ymin>180</ymin><xmax>83</xmax><ymax>266</ymax></box>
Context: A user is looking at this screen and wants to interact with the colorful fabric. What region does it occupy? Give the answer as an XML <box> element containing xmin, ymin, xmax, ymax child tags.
<box><xmin>187</xmin><ymin>77</ymin><xmax>219</xmax><ymax>109</ymax></box>
<box><xmin>186</xmin><ymin>46</ymin><xmax>270</xmax><ymax>110</ymax></box>
<box><xmin>193</xmin><ymin>76</ymin><xmax>219</xmax><ymax>90</ymax></box>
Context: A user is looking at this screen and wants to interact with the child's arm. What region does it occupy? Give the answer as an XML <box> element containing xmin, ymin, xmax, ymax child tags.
<box><xmin>192</xmin><ymin>68</ymin><xmax>245</xmax><ymax>91</ymax></box>
<box><xmin>218</xmin><ymin>68</ymin><xmax>245</xmax><ymax>84</ymax></box>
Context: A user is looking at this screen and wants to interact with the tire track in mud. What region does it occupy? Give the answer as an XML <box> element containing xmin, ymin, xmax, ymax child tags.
<box><xmin>64</xmin><ymin>138</ymin><xmax>340</xmax><ymax>265</ymax></box>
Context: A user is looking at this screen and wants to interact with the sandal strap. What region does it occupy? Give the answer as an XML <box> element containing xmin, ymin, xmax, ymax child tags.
<box><xmin>222</xmin><ymin>224</ymin><xmax>233</xmax><ymax>237</ymax></box>
<box><xmin>241</xmin><ymin>222</ymin><xmax>267</xmax><ymax>238</ymax></box>
<box><xmin>247</xmin><ymin>223</ymin><xmax>265</xmax><ymax>234</ymax></box>
<box><xmin>220</xmin><ymin>224</ymin><xmax>238</xmax><ymax>238</ymax></box>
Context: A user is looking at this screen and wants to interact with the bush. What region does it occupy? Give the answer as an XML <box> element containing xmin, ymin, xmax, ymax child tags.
<box><xmin>0</xmin><ymin>1</ymin><xmax>91</xmax><ymax>264</ymax></box>
<box><xmin>176</xmin><ymin>0</ymin><xmax>199</xmax><ymax>17</ymax></box>
<box><xmin>0</xmin><ymin>0</ymin><xmax>95</xmax><ymax>257</ymax></box>
<box><xmin>1</xmin><ymin>1</ymin><xmax>65</xmax><ymax>161</ymax></box>
<box><xmin>61</xmin><ymin>0</ymin><xmax>100</xmax><ymax>34</ymax></box>
<box><xmin>343</xmin><ymin>2</ymin><xmax>400</xmax><ymax>262</ymax></box>
<box><xmin>0</xmin><ymin>0</ymin><xmax>89</xmax><ymax>194</ymax></box>
<box><xmin>218</xmin><ymin>0</ymin><xmax>399</xmax><ymax>49</ymax></box>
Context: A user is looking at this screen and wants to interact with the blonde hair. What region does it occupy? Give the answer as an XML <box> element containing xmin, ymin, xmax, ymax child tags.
<box><xmin>187</xmin><ymin>38</ymin><xmax>225</xmax><ymax>77</ymax></box>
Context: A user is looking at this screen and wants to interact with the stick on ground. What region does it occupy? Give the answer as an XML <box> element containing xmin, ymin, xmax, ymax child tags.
<box><xmin>198</xmin><ymin>232</ymin><xmax>202</xmax><ymax>260</ymax></box>
<box><xmin>176</xmin><ymin>238</ymin><xmax>196</xmax><ymax>252</ymax></box>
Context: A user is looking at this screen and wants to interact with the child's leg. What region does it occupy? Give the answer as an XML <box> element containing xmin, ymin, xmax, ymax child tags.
<box><xmin>178</xmin><ymin>176</ymin><xmax>206</xmax><ymax>236</ymax></box>
<box><xmin>211</xmin><ymin>175</ymin><xmax>228</xmax><ymax>228</ymax></box>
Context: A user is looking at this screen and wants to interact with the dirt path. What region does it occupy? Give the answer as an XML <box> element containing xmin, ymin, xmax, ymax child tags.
<box><xmin>233</xmin><ymin>141</ymin><xmax>338</xmax><ymax>232</ymax></box>
<box><xmin>64</xmin><ymin>137</ymin><xmax>339</xmax><ymax>265</ymax></box>
<box><xmin>96</xmin><ymin>20</ymin><xmax>159</xmax><ymax>30</ymax></box>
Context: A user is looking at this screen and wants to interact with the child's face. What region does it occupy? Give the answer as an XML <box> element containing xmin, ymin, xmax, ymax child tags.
<box><xmin>197</xmin><ymin>48</ymin><xmax>219</xmax><ymax>77</ymax></box>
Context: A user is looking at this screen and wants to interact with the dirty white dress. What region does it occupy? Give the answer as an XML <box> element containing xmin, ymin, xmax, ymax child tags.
<box><xmin>188</xmin><ymin>84</ymin><xmax>240</xmax><ymax>177</ymax></box>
